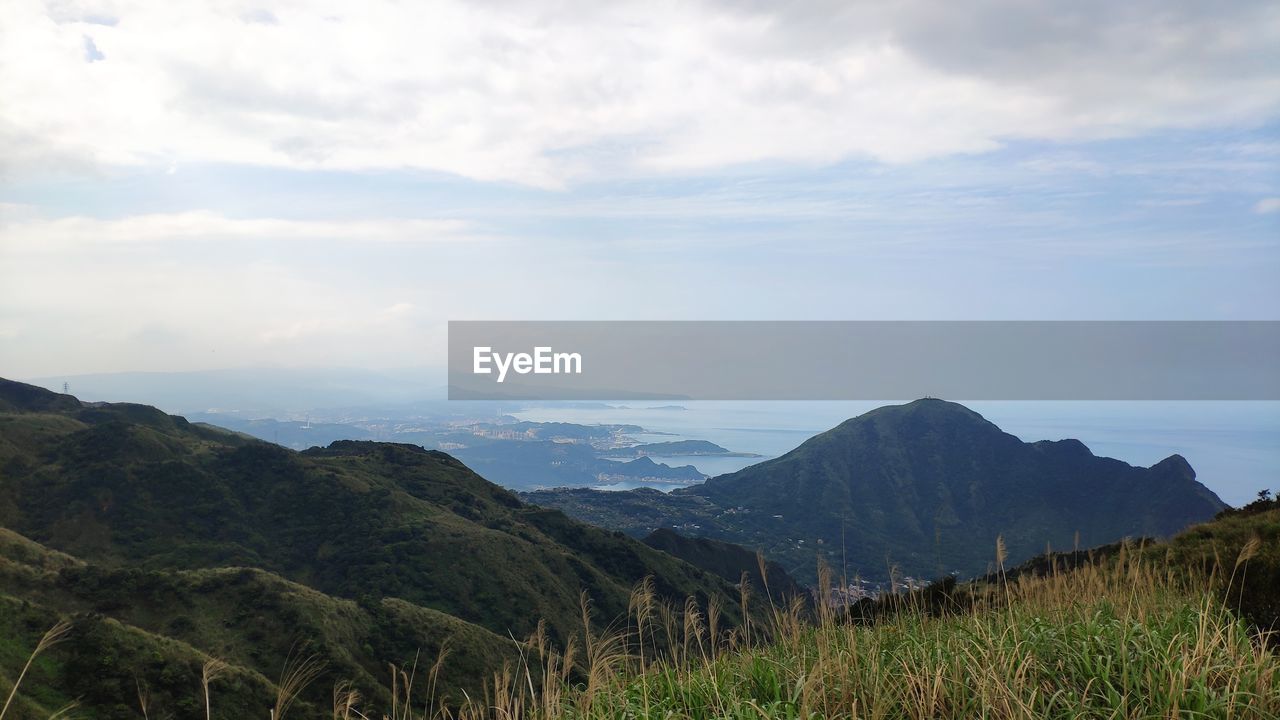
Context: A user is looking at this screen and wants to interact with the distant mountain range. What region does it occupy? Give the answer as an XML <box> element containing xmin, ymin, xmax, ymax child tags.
<box><xmin>24</xmin><ymin>367</ymin><xmax>448</xmax><ymax>414</ymax></box>
<box><xmin>0</xmin><ymin>378</ymin><xmax>751</xmax><ymax>714</ymax></box>
<box><xmin>525</xmin><ymin>399</ymin><xmax>1227</xmax><ymax>583</ymax></box>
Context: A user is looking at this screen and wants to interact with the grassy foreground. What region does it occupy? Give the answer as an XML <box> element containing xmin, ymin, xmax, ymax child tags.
<box><xmin>10</xmin><ymin>540</ymin><xmax>1275</xmax><ymax>720</ymax></box>
<box><xmin>469</xmin><ymin>548</ymin><xmax>1276</xmax><ymax>720</ymax></box>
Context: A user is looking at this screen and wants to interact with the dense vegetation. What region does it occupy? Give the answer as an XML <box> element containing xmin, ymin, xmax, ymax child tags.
<box><xmin>526</xmin><ymin>399</ymin><xmax>1226</xmax><ymax>583</ymax></box>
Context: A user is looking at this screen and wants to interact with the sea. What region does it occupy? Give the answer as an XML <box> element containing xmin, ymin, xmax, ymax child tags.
<box><xmin>510</xmin><ymin>400</ymin><xmax>1280</xmax><ymax>507</ymax></box>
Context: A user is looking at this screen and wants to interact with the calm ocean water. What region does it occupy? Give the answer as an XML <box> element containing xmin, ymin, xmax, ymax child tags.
<box><xmin>511</xmin><ymin>401</ymin><xmax>1280</xmax><ymax>507</ymax></box>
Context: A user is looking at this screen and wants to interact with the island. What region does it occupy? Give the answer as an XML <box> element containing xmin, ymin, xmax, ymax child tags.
<box><xmin>600</xmin><ymin>439</ymin><xmax>762</xmax><ymax>458</ymax></box>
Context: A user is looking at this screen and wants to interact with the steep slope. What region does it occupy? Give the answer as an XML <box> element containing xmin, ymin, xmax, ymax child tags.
<box><xmin>528</xmin><ymin>399</ymin><xmax>1226</xmax><ymax>583</ymax></box>
<box><xmin>641</xmin><ymin>529</ymin><xmax>807</xmax><ymax>604</ymax></box>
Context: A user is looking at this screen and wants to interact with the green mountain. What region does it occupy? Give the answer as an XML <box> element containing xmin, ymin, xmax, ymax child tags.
<box><xmin>525</xmin><ymin>399</ymin><xmax>1227</xmax><ymax>584</ymax></box>
<box><xmin>0</xmin><ymin>378</ymin><xmax>749</xmax><ymax>717</ymax></box>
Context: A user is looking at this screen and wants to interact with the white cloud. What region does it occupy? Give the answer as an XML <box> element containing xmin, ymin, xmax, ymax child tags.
<box><xmin>0</xmin><ymin>213</ymin><xmax>457</xmax><ymax>375</ymax></box>
<box><xmin>1</xmin><ymin>0</ymin><xmax>1276</xmax><ymax>186</ymax></box>
<box><xmin>1254</xmin><ymin>198</ymin><xmax>1280</xmax><ymax>214</ymax></box>
<box><xmin>0</xmin><ymin>211</ymin><xmax>483</xmax><ymax>375</ymax></box>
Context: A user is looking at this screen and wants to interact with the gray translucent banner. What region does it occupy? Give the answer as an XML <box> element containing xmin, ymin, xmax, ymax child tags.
<box><xmin>447</xmin><ymin>321</ymin><xmax>1279</xmax><ymax>400</ymax></box>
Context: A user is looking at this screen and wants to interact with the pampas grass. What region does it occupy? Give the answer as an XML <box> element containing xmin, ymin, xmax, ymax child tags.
<box><xmin>6</xmin><ymin>544</ymin><xmax>1277</xmax><ymax>719</ymax></box>
<box><xmin>0</xmin><ymin>620</ymin><xmax>71</xmax><ymax>720</ymax></box>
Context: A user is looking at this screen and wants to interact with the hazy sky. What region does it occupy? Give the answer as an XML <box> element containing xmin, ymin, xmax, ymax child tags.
<box><xmin>1</xmin><ymin>0</ymin><xmax>1278</xmax><ymax>376</ymax></box>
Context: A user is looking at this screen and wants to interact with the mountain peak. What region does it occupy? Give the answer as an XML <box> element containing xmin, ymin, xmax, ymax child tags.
<box><xmin>824</xmin><ymin>398</ymin><xmax>1006</xmax><ymax>444</ymax></box>
<box><xmin>858</xmin><ymin>397</ymin><xmax>993</xmax><ymax>423</ymax></box>
<box><xmin>1151</xmin><ymin>453</ymin><xmax>1195</xmax><ymax>479</ymax></box>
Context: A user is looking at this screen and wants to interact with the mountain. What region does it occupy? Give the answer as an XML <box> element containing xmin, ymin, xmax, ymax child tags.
<box><xmin>0</xmin><ymin>378</ymin><xmax>749</xmax><ymax>714</ymax></box>
<box><xmin>525</xmin><ymin>399</ymin><xmax>1227</xmax><ymax>584</ymax></box>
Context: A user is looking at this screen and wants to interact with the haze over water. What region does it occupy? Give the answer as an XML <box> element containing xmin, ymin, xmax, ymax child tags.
<box><xmin>513</xmin><ymin>401</ymin><xmax>1280</xmax><ymax>506</ymax></box>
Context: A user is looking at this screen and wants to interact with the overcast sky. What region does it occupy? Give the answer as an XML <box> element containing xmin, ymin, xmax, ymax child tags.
<box><xmin>1</xmin><ymin>0</ymin><xmax>1278</xmax><ymax>376</ymax></box>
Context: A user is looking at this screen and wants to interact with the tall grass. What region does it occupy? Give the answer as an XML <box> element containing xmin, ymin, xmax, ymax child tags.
<box><xmin>431</xmin><ymin>545</ymin><xmax>1277</xmax><ymax>720</ymax></box>
<box><xmin>0</xmin><ymin>620</ymin><xmax>71</xmax><ymax>720</ymax></box>
<box><xmin>4</xmin><ymin>548</ymin><xmax>1276</xmax><ymax>719</ymax></box>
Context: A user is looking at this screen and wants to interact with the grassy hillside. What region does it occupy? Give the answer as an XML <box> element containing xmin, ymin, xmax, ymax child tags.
<box><xmin>561</xmin><ymin>556</ymin><xmax>1276</xmax><ymax>719</ymax></box>
<box><xmin>0</xmin><ymin>378</ymin><xmax>755</xmax><ymax>717</ymax></box>
<box><xmin>407</xmin><ymin>502</ymin><xmax>1279</xmax><ymax>718</ymax></box>
<box><xmin>7</xmin><ymin>506</ymin><xmax>1273</xmax><ymax>719</ymax></box>
<box><xmin>1150</xmin><ymin>497</ymin><xmax>1280</xmax><ymax>633</ymax></box>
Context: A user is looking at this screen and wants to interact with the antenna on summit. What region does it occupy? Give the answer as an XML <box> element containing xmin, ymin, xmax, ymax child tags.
<box><xmin>63</xmin><ymin>382</ymin><xmax>69</xmax><ymax>394</ymax></box>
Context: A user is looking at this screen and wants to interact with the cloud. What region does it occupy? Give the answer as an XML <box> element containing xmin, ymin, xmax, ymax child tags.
<box><xmin>0</xmin><ymin>211</ymin><xmax>475</xmax><ymax>252</ymax></box>
<box><xmin>1255</xmin><ymin>198</ymin><xmax>1280</xmax><ymax>214</ymax></box>
<box><xmin>0</xmin><ymin>213</ymin><xmax>462</xmax><ymax>374</ymax></box>
<box><xmin>1</xmin><ymin>0</ymin><xmax>1276</xmax><ymax>186</ymax></box>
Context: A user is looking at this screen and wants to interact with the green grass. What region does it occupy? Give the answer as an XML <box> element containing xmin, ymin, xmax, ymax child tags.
<box><xmin>605</xmin><ymin>585</ymin><xmax>1270</xmax><ymax>718</ymax></box>
<box><xmin>457</xmin><ymin>551</ymin><xmax>1276</xmax><ymax>720</ymax></box>
<box><xmin>1150</xmin><ymin>502</ymin><xmax>1280</xmax><ymax>633</ymax></box>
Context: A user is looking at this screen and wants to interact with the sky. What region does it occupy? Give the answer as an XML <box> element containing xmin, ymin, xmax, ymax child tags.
<box><xmin>1</xmin><ymin>0</ymin><xmax>1278</xmax><ymax>377</ymax></box>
